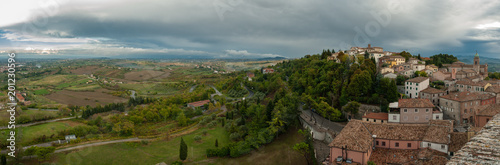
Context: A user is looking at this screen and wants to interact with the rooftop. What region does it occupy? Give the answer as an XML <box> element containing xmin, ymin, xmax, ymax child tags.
<box><xmin>440</xmin><ymin>91</ymin><xmax>495</xmax><ymax>102</ymax></box>
<box><xmin>364</xmin><ymin>123</ymin><xmax>429</xmax><ymax>141</ymax></box>
<box><xmin>455</xmin><ymin>80</ymin><xmax>489</xmax><ymax>87</ymax></box>
<box><xmin>448</xmin><ymin>132</ymin><xmax>468</xmax><ymax>152</ymax></box>
<box><xmin>477</xmin><ymin>104</ymin><xmax>500</xmax><ymax>116</ymax></box>
<box><xmin>398</xmin><ymin>99</ymin><xmax>435</xmax><ymax>108</ymax></box>
<box><xmin>485</xmin><ymin>85</ymin><xmax>500</xmax><ymax>93</ymax></box>
<box><xmin>328</xmin><ymin>120</ymin><xmax>373</xmax><ymax>152</ymax></box>
<box><xmin>421</xmin><ymin>87</ymin><xmax>446</xmax><ymax>94</ymax></box>
<box><xmin>447</xmin><ymin>114</ymin><xmax>500</xmax><ymax>165</ymax></box>
<box><xmin>406</xmin><ymin>77</ymin><xmax>429</xmax><ymax>83</ymax></box>
<box><xmin>362</xmin><ymin>112</ymin><xmax>388</xmax><ymax>120</ymax></box>
<box><xmin>187</xmin><ymin>100</ymin><xmax>210</xmax><ymax>107</ymax></box>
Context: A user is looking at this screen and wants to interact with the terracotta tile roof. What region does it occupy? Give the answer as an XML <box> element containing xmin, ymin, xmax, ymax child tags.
<box><xmin>447</xmin><ymin>114</ymin><xmax>500</xmax><ymax>165</ymax></box>
<box><xmin>462</xmin><ymin>69</ymin><xmax>476</xmax><ymax>73</ymax></box>
<box><xmin>187</xmin><ymin>100</ymin><xmax>210</xmax><ymax>107</ymax></box>
<box><xmin>476</xmin><ymin>104</ymin><xmax>500</xmax><ymax>116</ymax></box>
<box><xmin>429</xmin><ymin>120</ymin><xmax>453</xmax><ymax>128</ymax></box>
<box><xmin>365</xmin><ymin>123</ymin><xmax>428</xmax><ymax>141</ymax></box>
<box><xmin>406</xmin><ymin>76</ymin><xmax>429</xmax><ymax>83</ymax></box>
<box><xmin>328</xmin><ymin>120</ymin><xmax>373</xmax><ymax>152</ymax></box>
<box><xmin>449</xmin><ymin>132</ymin><xmax>468</xmax><ymax>152</ymax></box>
<box><xmin>422</xmin><ymin>125</ymin><xmax>451</xmax><ymax>144</ymax></box>
<box><xmin>362</xmin><ymin>112</ymin><xmax>388</xmax><ymax>120</ymax></box>
<box><xmin>421</xmin><ymin>87</ymin><xmax>446</xmax><ymax>94</ymax></box>
<box><xmin>485</xmin><ymin>85</ymin><xmax>500</xmax><ymax>93</ymax></box>
<box><xmin>455</xmin><ymin>80</ymin><xmax>489</xmax><ymax>87</ymax></box>
<box><xmin>440</xmin><ymin>91</ymin><xmax>495</xmax><ymax>102</ymax></box>
<box><xmin>370</xmin><ymin>148</ymin><xmax>448</xmax><ymax>165</ymax></box>
<box><xmin>398</xmin><ymin>99</ymin><xmax>435</xmax><ymax>108</ymax></box>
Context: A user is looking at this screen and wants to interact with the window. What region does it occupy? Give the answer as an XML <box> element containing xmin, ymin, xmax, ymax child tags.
<box><xmin>441</xmin><ymin>145</ymin><xmax>445</xmax><ymax>149</ymax></box>
<box><xmin>404</xmin><ymin>109</ymin><xmax>408</xmax><ymax>113</ymax></box>
<box><xmin>382</xmin><ymin>142</ymin><xmax>386</xmax><ymax>146</ymax></box>
<box><xmin>464</xmin><ymin>109</ymin><xmax>467</xmax><ymax>114</ymax></box>
<box><xmin>376</xmin><ymin>141</ymin><xmax>379</xmax><ymax>145</ymax></box>
<box><xmin>416</xmin><ymin>83</ymin><xmax>419</xmax><ymax>86</ymax></box>
<box><xmin>393</xmin><ymin>115</ymin><xmax>397</xmax><ymax>120</ymax></box>
<box><xmin>428</xmin><ymin>143</ymin><xmax>431</xmax><ymax>147</ymax></box>
<box><xmin>374</xmin><ymin>119</ymin><xmax>377</xmax><ymax>122</ymax></box>
<box><xmin>487</xmin><ymin>119</ymin><xmax>490</xmax><ymax>122</ymax></box>
<box><xmin>381</xmin><ymin>120</ymin><xmax>384</xmax><ymax>123</ymax></box>
<box><xmin>415</xmin><ymin>109</ymin><xmax>418</xmax><ymax>113</ymax></box>
<box><xmin>408</xmin><ymin>143</ymin><xmax>412</xmax><ymax>148</ymax></box>
<box><xmin>416</xmin><ymin>88</ymin><xmax>418</xmax><ymax>91</ymax></box>
<box><xmin>426</xmin><ymin>116</ymin><xmax>429</xmax><ymax>120</ymax></box>
<box><xmin>436</xmin><ymin>116</ymin><xmax>439</xmax><ymax>119</ymax></box>
<box><xmin>426</xmin><ymin>109</ymin><xmax>429</xmax><ymax>112</ymax></box>
<box><xmin>395</xmin><ymin>142</ymin><xmax>399</xmax><ymax>147</ymax></box>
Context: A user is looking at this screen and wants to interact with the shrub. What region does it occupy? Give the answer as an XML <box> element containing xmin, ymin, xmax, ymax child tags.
<box><xmin>202</xmin><ymin>130</ymin><xmax>208</xmax><ymax>136</ymax></box>
<box><xmin>194</xmin><ymin>135</ymin><xmax>202</xmax><ymax>142</ymax></box>
<box><xmin>230</xmin><ymin>132</ymin><xmax>241</xmax><ymax>141</ymax></box>
<box><xmin>208</xmin><ymin>121</ymin><xmax>217</xmax><ymax>128</ymax></box>
<box><xmin>206</xmin><ymin>146</ymin><xmax>230</xmax><ymax>157</ymax></box>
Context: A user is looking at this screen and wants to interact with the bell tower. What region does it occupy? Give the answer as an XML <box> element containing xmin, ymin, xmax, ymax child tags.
<box><xmin>474</xmin><ymin>51</ymin><xmax>480</xmax><ymax>73</ymax></box>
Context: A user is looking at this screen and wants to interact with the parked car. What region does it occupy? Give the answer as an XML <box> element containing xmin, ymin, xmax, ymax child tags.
<box><xmin>346</xmin><ymin>158</ymin><xmax>353</xmax><ymax>164</ymax></box>
<box><xmin>336</xmin><ymin>156</ymin><xmax>343</xmax><ymax>164</ymax></box>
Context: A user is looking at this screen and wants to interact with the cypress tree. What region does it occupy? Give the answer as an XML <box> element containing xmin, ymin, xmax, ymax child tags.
<box><xmin>1</xmin><ymin>154</ymin><xmax>6</xmax><ymax>165</ymax></box>
<box><xmin>179</xmin><ymin>137</ymin><xmax>187</xmax><ymax>161</ymax></box>
<box><xmin>215</xmin><ymin>139</ymin><xmax>219</xmax><ymax>148</ymax></box>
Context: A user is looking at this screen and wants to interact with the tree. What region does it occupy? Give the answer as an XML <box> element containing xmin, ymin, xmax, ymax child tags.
<box><xmin>35</xmin><ymin>147</ymin><xmax>56</xmax><ymax>164</ymax></box>
<box><xmin>342</xmin><ymin>101</ymin><xmax>361</xmax><ymax>116</ymax></box>
<box><xmin>293</xmin><ymin>142</ymin><xmax>312</xmax><ymax>165</ymax></box>
<box><xmin>177</xmin><ymin>112</ymin><xmax>188</xmax><ymax>127</ymax></box>
<box><xmin>179</xmin><ymin>137</ymin><xmax>188</xmax><ymax>161</ymax></box>
<box><xmin>215</xmin><ymin>139</ymin><xmax>219</xmax><ymax>147</ymax></box>
<box><xmin>364</xmin><ymin>50</ymin><xmax>370</xmax><ymax>59</ymax></box>
<box><xmin>1</xmin><ymin>154</ymin><xmax>6</xmax><ymax>165</ymax></box>
<box><xmin>368</xmin><ymin>161</ymin><xmax>377</xmax><ymax>165</ymax></box>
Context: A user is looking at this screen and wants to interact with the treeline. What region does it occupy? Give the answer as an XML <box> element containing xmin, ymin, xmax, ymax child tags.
<box><xmin>81</xmin><ymin>103</ymin><xmax>126</xmax><ymax>119</ymax></box>
<box><xmin>278</xmin><ymin>54</ymin><xmax>398</xmax><ymax>115</ymax></box>
<box><xmin>425</xmin><ymin>53</ymin><xmax>458</xmax><ymax>67</ymax></box>
<box><xmin>487</xmin><ymin>72</ymin><xmax>500</xmax><ymax>79</ymax></box>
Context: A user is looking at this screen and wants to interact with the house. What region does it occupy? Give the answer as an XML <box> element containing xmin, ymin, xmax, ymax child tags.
<box><xmin>392</xmin><ymin>64</ymin><xmax>405</xmax><ymax>72</ymax></box>
<box><xmin>426</xmin><ymin>64</ymin><xmax>439</xmax><ymax>72</ymax></box>
<box><xmin>447</xmin><ymin>114</ymin><xmax>500</xmax><ymax>165</ymax></box>
<box><xmin>329</xmin><ymin>119</ymin><xmax>455</xmax><ymax>165</ymax></box>
<box><xmin>65</xmin><ymin>135</ymin><xmax>77</xmax><ymax>141</ymax></box>
<box><xmin>453</xmin><ymin>80</ymin><xmax>490</xmax><ymax>93</ymax></box>
<box><xmin>187</xmin><ymin>100</ymin><xmax>210</xmax><ymax>110</ymax></box>
<box><xmin>432</xmin><ymin>70</ymin><xmax>452</xmax><ymax>81</ymax></box>
<box><xmin>439</xmin><ymin>91</ymin><xmax>496</xmax><ymax>125</ymax></box>
<box><xmin>484</xmin><ymin>85</ymin><xmax>500</xmax><ymax>102</ymax></box>
<box><xmin>412</xmin><ymin>64</ymin><xmax>426</xmax><ymax>71</ymax></box>
<box><xmin>419</xmin><ymin>87</ymin><xmax>446</xmax><ymax>106</ymax></box>
<box><xmin>379</xmin><ymin>55</ymin><xmax>405</xmax><ymax>68</ymax></box>
<box><xmin>404</xmin><ymin>77</ymin><xmax>430</xmax><ymax>98</ymax></box>
<box><xmin>380</xmin><ymin>67</ymin><xmax>394</xmax><ymax>74</ymax></box>
<box><xmin>399</xmin><ymin>69</ymin><xmax>416</xmax><ymax>78</ymax></box>
<box><xmin>15</xmin><ymin>93</ymin><xmax>25</xmax><ymax>102</ymax></box>
<box><xmin>382</xmin><ymin>72</ymin><xmax>397</xmax><ymax>79</ymax></box>
<box><xmin>246</xmin><ymin>72</ymin><xmax>255</xmax><ymax>81</ymax></box>
<box><xmin>262</xmin><ymin>68</ymin><xmax>274</xmax><ymax>74</ymax></box>
<box><xmin>394</xmin><ymin>99</ymin><xmax>436</xmax><ymax>124</ymax></box>
<box><xmin>423</xmin><ymin>69</ymin><xmax>434</xmax><ymax>77</ymax></box>
<box><xmin>474</xmin><ymin>104</ymin><xmax>500</xmax><ymax>127</ymax></box>
<box><xmin>362</xmin><ymin>112</ymin><xmax>388</xmax><ymax>124</ymax></box>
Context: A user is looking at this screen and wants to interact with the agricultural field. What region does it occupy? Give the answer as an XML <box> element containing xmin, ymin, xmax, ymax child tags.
<box><xmin>52</xmin><ymin>127</ymin><xmax>230</xmax><ymax>165</ymax></box>
<box><xmin>123</xmin><ymin>70</ymin><xmax>169</xmax><ymax>81</ymax></box>
<box><xmin>119</xmin><ymin>82</ymin><xmax>185</xmax><ymax>96</ymax></box>
<box><xmin>224</xmin><ymin>60</ymin><xmax>284</xmax><ymax>72</ymax></box>
<box><xmin>44</xmin><ymin>89</ymin><xmax>127</xmax><ymax>107</ymax></box>
<box><xmin>19</xmin><ymin>120</ymin><xmax>85</xmax><ymax>145</ymax></box>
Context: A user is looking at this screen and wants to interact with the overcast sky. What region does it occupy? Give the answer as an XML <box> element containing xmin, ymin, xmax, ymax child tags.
<box><xmin>1</xmin><ymin>0</ymin><xmax>499</xmax><ymax>59</ymax></box>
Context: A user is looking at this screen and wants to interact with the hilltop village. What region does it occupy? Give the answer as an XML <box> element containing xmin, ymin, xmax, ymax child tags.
<box><xmin>316</xmin><ymin>45</ymin><xmax>499</xmax><ymax>165</ymax></box>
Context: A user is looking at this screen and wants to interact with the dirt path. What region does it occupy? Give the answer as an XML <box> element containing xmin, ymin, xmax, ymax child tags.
<box><xmin>54</xmin><ymin>138</ymin><xmax>141</xmax><ymax>153</ymax></box>
<box><xmin>0</xmin><ymin>116</ymin><xmax>78</xmax><ymax>130</ymax></box>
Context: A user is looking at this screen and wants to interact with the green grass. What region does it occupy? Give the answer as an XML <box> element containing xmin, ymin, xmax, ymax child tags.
<box><xmin>34</xmin><ymin>89</ymin><xmax>50</xmax><ymax>95</ymax></box>
<box><xmin>211</xmin><ymin>127</ymin><xmax>307</xmax><ymax>165</ymax></box>
<box><xmin>67</xmin><ymin>85</ymin><xmax>101</xmax><ymax>91</ymax></box>
<box><xmin>19</xmin><ymin>121</ymin><xmax>84</xmax><ymax>145</ymax></box>
<box><xmin>53</xmin><ymin>127</ymin><xmax>229</xmax><ymax>165</ymax></box>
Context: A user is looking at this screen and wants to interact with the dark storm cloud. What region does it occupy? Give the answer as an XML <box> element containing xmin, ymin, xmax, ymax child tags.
<box><xmin>1</xmin><ymin>0</ymin><xmax>500</xmax><ymax>58</ymax></box>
